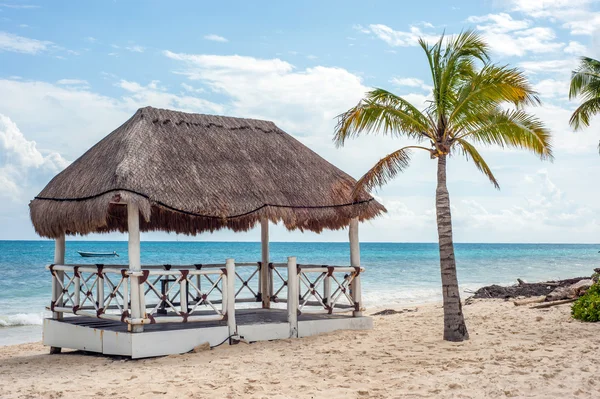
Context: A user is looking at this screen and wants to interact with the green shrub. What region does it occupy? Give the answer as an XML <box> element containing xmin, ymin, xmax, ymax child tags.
<box><xmin>572</xmin><ymin>282</ymin><xmax>600</xmax><ymax>322</ymax></box>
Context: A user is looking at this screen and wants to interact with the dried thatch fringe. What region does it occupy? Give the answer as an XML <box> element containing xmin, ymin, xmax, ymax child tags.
<box><xmin>29</xmin><ymin>107</ymin><xmax>386</xmax><ymax>238</ymax></box>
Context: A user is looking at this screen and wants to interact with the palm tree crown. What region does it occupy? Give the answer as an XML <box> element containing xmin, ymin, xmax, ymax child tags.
<box><xmin>334</xmin><ymin>30</ymin><xmax>553</xmax><ymax>193</ymax></box>
<box><xmin>569</xmin><ymin>56</ymin><xmax>600</xmax><ymax>131</ymax></box>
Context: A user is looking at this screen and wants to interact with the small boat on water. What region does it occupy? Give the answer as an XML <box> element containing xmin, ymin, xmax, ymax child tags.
<box><xmin>77</xmin><ymin>251</ymin><xmax>119</xmax><ymax>258</ymax></box>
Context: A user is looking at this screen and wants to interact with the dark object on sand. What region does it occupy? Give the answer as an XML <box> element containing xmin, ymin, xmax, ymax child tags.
<box><xmin>372</xmin><ymin>308</ymin><xmax>418</xmax><ymax>316</ymax></box>
<box><xmin>472</xmin><ymin>277</ymin><xmax>590</xmax><ymax>299</ymax></box>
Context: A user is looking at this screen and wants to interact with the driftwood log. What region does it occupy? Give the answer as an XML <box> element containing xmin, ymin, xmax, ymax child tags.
<box><xmin>514</xmin><ymin>296</ymin><xmax>546</xmax><ymax>306</ymax></box>
<box><xmin>531</xmin><ymin>298</ymin><xmax>577</xmax><ymax>309</ymax></box>
<box><xmin>545</xmin><ymin>279</ymin><xmax>593</xmax><ymax>302</ymax></box>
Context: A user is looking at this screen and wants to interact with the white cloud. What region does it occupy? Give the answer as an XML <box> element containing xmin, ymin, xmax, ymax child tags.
<box><xmin>466</xmin><ymin>13</ymin><xmax>563</xmax><ymax>56</ymax></box>
<box><xmin>564</xmin><ymin>40</ymin><xmax>587</xmax><ymax>55</ymax></box>
<box><xmin>367</xmin><ymin>24</ymin><xmax>440</xmax><ymax>47</ymax></box>
<box><xmin>533</xmin><ymin>78</ymin><xmax>570</xmax><ymax>99</ymax></box>
<box><xmin>526</xmin><ymin>102</ymin><xmax>599</xmax><ymax>153</ymax></box>
<box><xmin>505</xmin><ymin>0</ymin><xmax>600</xmax><ymax>36</ymax></box>
<box><xmin>181</xmin><ymin>82</ymin><xmax>205</xmax><ymax>93</ymax></box>
<box><xmin>56</xmin><ymin>79</ymin><xmax>89</xmax><ymax>86</ymax></box>
<box><xmin>352</xmin><ymin>24</ymin><xmax>371</xmax><ymax>34</ymax></box>
<box><xmin>163</xmin><ymin>51</ymin><xmax>368</xmax><ymax>134</ymax></box>
<box><xmin>125</xmin><ymin>45</ymin><xmax>144</xmax><ymax>53</ymax></box>
<box><xmin>507</xmin><ymin>0</ymin><xmax>592</xmax><ymax>15</ymax></box>
<box><xmin>0</xmin><ymin>114</ymin><xmax>69</xmax><ymax>202</ymax></box>
<box><xmin>467</xmin><ymin>13</ymin><xmax>530</xmax><ymax>32</ymax></box>
<box><xmin>0</xmin><ymin>3</ymin><xmax>39</xmax><ymax>9</ymax></box>
<box><xmin>165</xmin><ymin>51</ymin><xmax>294</xmax><ymax>74</ymax></box>
<box><xmin>112</xmin><ymin>43</ymin><xmax>145</xmax><ymax>53</ymax></box>
<box><xmin>457</xmin><ymin>169</ymin><xmax>595</xmax><ymax>233</ymax></box>
<box><xmin>390</xmin><ymin>77</ymin><xmax>432</xmax><ymax>91</ymax></box>
<box><xmin>0</xmin><ymin>31</ymin><xmax>52</xmax><ymax>54</ymax></box>
<box><xmin>0</xmin><ymin>78</ymin><xmax>224</xmax><ymax>158</ymax></box>
<box><xmin>204</xmin><ymin>34</ymin><xmax>228</xmax><ymax>43</ymax></box>
<box><xmin>518</xmin><ymin>59</ymin><xmax>576</xmax><ymax>74</ymax></box>
<box><xmin>116</xmin><ymin>79</ymin><xmax>223</xmax><ymax>114</ymax></box>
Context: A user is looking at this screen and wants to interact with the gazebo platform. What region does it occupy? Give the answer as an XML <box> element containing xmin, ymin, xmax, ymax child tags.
<box><xmin>43</xmin><ymin>309</ymin><xmax>373</xmax><ymax>358</ymax></box>
<box><xmin>43</xmin><ymin>260</ymin><xmax>370</xmax><ymax>358</ymax></box>
<box><xmin>30</xmin><ymin>107</ymin><xmax>385</xmax><ymax>360</ymax></box>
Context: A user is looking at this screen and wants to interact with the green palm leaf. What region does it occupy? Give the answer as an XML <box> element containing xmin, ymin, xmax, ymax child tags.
<box><xmin>454</xmin><ymin>138</ymin><xmax>499</xmax><ymax>189</ymax></box>
<box><xmin>352</xmin><ymin>146</ymin><xmax>416</xmax><ymax>197</ymax></box>
<box><xmin>570</xmin><ymin>56</ymin><xmax>600</xmax><ymax>130</ymax></box>
<box><xmin>455</xmin><ymin>109</ymin><xmax>553</xmax><ymax>160</ymax></box>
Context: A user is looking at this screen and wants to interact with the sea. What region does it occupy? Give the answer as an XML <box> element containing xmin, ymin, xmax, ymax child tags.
<box><xmin>0</xmin><ymin>241</ymin><xmax>598</xmax><ymax>346</ymax></box>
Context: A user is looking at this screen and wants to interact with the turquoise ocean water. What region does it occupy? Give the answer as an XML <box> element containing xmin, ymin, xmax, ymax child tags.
<box><xmin>0</xmin><ymin>241</ymin><xmax>598</xmax><ymax>345</ymax></box>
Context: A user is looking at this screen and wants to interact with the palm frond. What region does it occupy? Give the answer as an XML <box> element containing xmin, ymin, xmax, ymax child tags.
<box><xmin>569</xmin><ymin>57</ymin><xmax>600</xmax><ymax>130</ymax></box>
<box><xmin>569</xmin><ymin>56</ymin><xmax>600</xmax><ymax>100</ymax></box>
<box><xmin>454</xmin><ymin>138</ymin><xmax>499</xmax><ymax>189</ymax></box>
<box><xmin>450</xmin><ymin>64</ymin><xmax>540</xmax><ymax>129</ymax></box>
<box><xmin>421</xmin><ymin>30</ymin><xmax>489</xmax><ymax>130</ymax></box>
<box><xmin>334</xmin><ymin>89</ymin><xmax>432</xmax><ymax>147</ymax></box>
<box><xmin>352</xmin><ymin>146</ymin><xmax>416</xmax><ymax>197</ymax></box>
<box><xmin>570</xmin><ymin>97</ymin><xmax>600</xmax><ymax>130</ymax></box>
<box><xmin>455</xmin><ymin>109</ymin><xmax>553</xmax><ymax>160</ymax></box>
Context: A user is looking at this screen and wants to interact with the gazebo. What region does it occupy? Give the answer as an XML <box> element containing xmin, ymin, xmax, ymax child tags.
<box><xmin>30</xmin><ymin>106</ymin><xmax>386</xmax><ymax>358</ymax></box>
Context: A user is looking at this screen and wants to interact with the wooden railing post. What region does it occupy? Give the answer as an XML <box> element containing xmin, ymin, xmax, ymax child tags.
<box><xmin>323</xmin><ymin>273</ymin><xmax>331</xmax><ymax>307</ymax></box>
<box><xmin>73</xmin><ymin>269</ymin><xmax>80</xmax><ymax>312</ymax></box>
<box><xmin>225</xmin><ymin>258</ymin><xmax>237</xmax><ymax>339</ymax></box>
<box><xmin>97</xmin><ymin>267</ymin><xmax>104</xmax><ymax>313</ymax></box>
<box><xmin>50</xmin><ymin>233</ymin><xmax>66</xmax><ymax>354</ymax></box>
<box><xmin>180</xmin><ymin>273</ymin><xmax>188</xmax><ymax>314</ymax></box>
<box><xmin>287</xmin><ymin>256</ymin><xmax>298</xmax><ymax>338</ymax></box>
<box><xmin>128</xmin><ymin>203</ymin><xmax>144</xmax><ymax>333</ymax></box>
<box><xmin>52</xmin><ymin>234</ymin><xmax>65</xmax><ymax>320</ymax></box>
<box><xmin>261</xmin><ymin>218</ymin><xmax>271</xmax><ymax>308</ymax></box>
<box><xmin>349</xmin><ymin>218</ymin><xmax>363</xmax><ymax>317</ymax></box>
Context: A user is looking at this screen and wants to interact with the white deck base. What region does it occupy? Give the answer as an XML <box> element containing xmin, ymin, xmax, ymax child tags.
<box><xmin>43</xmin><ymin>311</ymin><xmax>372</xmax><ymax>359</ymax></box>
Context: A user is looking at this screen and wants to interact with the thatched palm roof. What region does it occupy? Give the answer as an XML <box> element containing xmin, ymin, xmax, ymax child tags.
<box><xmin>30</xmin><ymin>107</ymin><xmax>385</xmax><ymax>238</ymax></box>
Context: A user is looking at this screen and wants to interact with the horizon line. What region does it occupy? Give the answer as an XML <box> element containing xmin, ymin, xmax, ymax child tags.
<box><xmin>0</xmin><ymin>240</ymin><xmax>599</xmax><ymax>245</ymax></box>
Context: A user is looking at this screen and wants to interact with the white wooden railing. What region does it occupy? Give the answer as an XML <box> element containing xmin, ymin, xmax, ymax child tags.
<box><xmin>47</xmin><ymin>257</ymin><xmax>364</xmax><ymax>334</ymax></box>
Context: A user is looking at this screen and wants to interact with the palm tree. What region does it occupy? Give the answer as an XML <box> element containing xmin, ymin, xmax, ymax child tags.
<box><xmin>334</xmin><ymin>31</ymin><xmax>552</xmax><ymax>342</ymax></box>
<box><xmin>569</xmin><ymin>57</ymin><xmax>600</xmax><ymax>144</ymax></box>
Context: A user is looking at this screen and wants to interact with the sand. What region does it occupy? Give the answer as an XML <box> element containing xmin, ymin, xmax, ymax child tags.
<box><xmin>0</xmin><ymin>300</ymin><xmax>598</xmax><ymax>398</ymax></box>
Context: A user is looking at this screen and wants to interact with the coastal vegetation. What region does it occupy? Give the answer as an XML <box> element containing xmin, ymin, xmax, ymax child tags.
<box><xmin>334</xmin><ymin>30</ymin><xmax>552</xmax><ymax>341</ymax></box>
<box><xmin>571</xmin><ymin>274</ymin><xmax>600</xmax><ymax>322</ymax></box>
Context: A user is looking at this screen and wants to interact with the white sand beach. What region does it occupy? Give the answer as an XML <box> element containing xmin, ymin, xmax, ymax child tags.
<box><xmin>1</xmin><ymin>299</ymin><xmax>598</xmax><ymax>399</ymax></box>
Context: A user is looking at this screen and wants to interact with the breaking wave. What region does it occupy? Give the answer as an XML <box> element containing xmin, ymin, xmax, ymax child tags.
<box><xmin>0</xmin><ymin>313</ymin><xmax>44</xmax><ymax>327</ymax></box>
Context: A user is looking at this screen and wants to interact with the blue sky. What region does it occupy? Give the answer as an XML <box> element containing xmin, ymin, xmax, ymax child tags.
<box><xmin>1</xmin><ymin>0</ymin><xmax>600</xmax><ymax>242</ymax></box>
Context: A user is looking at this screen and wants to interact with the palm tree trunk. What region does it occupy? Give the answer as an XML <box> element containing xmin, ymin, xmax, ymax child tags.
<box><xmin>436</xmin><ymin>155</ymin><xmax>469</xmax><ymax>342</ymax></box>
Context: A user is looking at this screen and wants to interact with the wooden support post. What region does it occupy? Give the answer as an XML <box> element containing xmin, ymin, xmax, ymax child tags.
<box><xmin>50</xmin><ymin>233</ymin><xmax>65</xmax><ymax>354</ymax></box>
<box><xmin>349</xmin><ymin>218</ymin><xmax>362</xmax><ymax>317</ymax></box>
<box><xmin>73</xmin><ymin>272</ymin><xmax>80</xmax><ymax>312</ymax></box>
<box><xmin>261</xmin><ymin>218</ymin><xmax>271</xmax><ymax>308</ymax></box>
<box><xmin>287</xmin><ymin>256</ymin><xmax>298</xmax><ymax>338</ymax></box>
<box><xmin>180</xmin><ymin>274</ymin><xmax>188</xmax><ymax>314</ymax></box>
<box><xmin>122</xmin><ymin>274</ymin><xmax>128</xmax><ymax>315</ymax></box>
<box><xmin>225</xmin><ymin>258</ymin><xmax>237</xmax><ymax>339</ymax></box>
<box><xmin>97</xmin><ymin>269</ymin><xmax>104</xmax><ymax>313</ymax></box>
<box><xmin>324</xmin><ymin>274</ymin><xmax>331</xmax><ymax>307</ymax></box>
<box><xmin>52</xmin><ymin>234</ymin><xmax>65</xmax><ymax>320</ymax></box>
<box><xmin>128</xmin><ymin>203</ymin><xmax>144</xmax><ymax>333</ymax></box>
